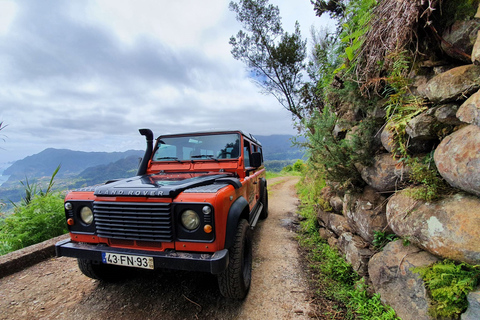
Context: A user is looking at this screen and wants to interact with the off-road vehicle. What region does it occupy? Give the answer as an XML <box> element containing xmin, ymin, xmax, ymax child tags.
<box><xmin>56</xmin><ymin>129</ymin><xmax>268</xmax><ymax>299</ymax></box>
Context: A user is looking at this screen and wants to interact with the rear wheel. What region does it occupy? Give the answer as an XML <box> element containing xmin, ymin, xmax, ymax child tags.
<box><xmin>77</xmin><ymin>258</ymin><xmax>129</xmax><ymax>282</ymax></box>
<box><xmin>259</xmin><ymin>185</ymin><xmax>269</xmax><ymax>220</ymax></box>
<box><xmin>217</xmin><ymin>219</ymin><xmax>252</xmax><ymax>299</ymax></box>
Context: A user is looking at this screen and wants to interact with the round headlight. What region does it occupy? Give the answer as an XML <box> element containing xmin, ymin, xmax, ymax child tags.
<box><xmin>80</xmin><ymin>206</ymin><xmax>94</xmax><ymax>225</ymax></box>
<box><xmin>181</xmin><ymin>210</ymin><xmax>200</xmax><ymax>230</ymax></box>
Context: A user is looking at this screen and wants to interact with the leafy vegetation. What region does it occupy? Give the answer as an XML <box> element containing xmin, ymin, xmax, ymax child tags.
<box><xmin>406</xmin><ymin>153</ymin><xmax>449</xmax><ymax>201</ymax></box>
<box><xmin>372</xmin><ymin>231</ymin><xmax>398</xmax><ymax>251</ymax></box>
<box><xmin>0</xmin><ymin>167</ymin><xmax>67</xmax><ymax>255</ymax></box>
<box><xmin>0</xmin><ymin>192</ymin><xmax>66</xmax><ymax>255</ymax></box>
<box><xmin>414</xmin><ymin>260</ymin><xmax>480</xmax><ymax>319</ymax></box>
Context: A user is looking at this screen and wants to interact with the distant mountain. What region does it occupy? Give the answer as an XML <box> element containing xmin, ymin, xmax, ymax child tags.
<box><xmin>256</xmin><ymin>135</ymin><xmax>305</xmax><ymax>161</ymax></box>
<box><xmin>3</xmin><ymin>148</ymin><xmax>144</xmax><ymax>181</ymax></box>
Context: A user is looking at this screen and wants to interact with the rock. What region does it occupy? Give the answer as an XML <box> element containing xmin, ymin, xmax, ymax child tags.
<box><xmin>358</xmin><ymin>153</ymin><xmax>410</xmax><ymax>192</ymax></box>
<box><xmin>381</xmin><ymin>123</ymin><xmax>435</xmax><ymax>154</ymax></box>
<box><xmin>434</xmin><ymin>125</ymin><xmax>480</xmax><ymax>196</ymax></box>
<box><xmin>328</xmin><ymin>213</ymin><xmax>352</xmax><ymax>236</ymax></box>
<box><xmin>406</xmin><ymin>111</ymin><xmax>437</xmax><ymax>140</ymax></box>
<box><xmin>462</xmin><ymin>290</ymin><xmax>480</xmax><ymax>320</ymax></box>
<box><xmin>343</xmin><ymin>187</ymin><xmax>389</xmax><ymax>243</ymax></box>
<box><xmin>441</xmin><ymin>19</ymin><xmax>480</xmax><ymax>62</ymax></box>
<box><xmin>369</xmin><ymin>240</ymin><xmax>438</xmax><ymax>320</ymax></box>
<box><xmin>329</xmin><ymin>195</ymin><xmax>343</xmax><ymax>213</ymax></box>
<box><xmin>380</xmin><ymin>124</ymin><xmax>396</xmax><ymax>153</ymax></box>
<box><xmin>317</xmin><ymin>209</ymin><xmax>352</xmax><ymax>236</ymax></box>
<box><xmin>317</xmin><ymin>208</ymin><xmax>329</xmax><ymax>228</ymax></box>
<box><xmin>424</xmin><ymin>65</ymin><xmax>480</xmax><ymax>103</ymax></box>
<box><xmin>387</xmin><ymin>190</ymin><xmax>480</xmax><ymax>265</ymax></box>
<box><xmin>435</xmin><ymin>104</ymin><xmax>462</xmax><ymax>125</ymax></box>
<box><xmin>457</xmin><ymin>89</ymin><xmax>480</xmax><ymax>126</ymax></box>
<box><xmin>473</xmin><ymin>30</ymin><xmax>480</xmax><ymax>65</ymax></box>
<box><xmin>337</xmin><ymin>232</ymin><xmax>374</xmax><ymax>277</ymax></box>
<box><xmin>318</xmin><ymin>227</ymin><xmax>336</xmax><ymax>241</ymax></box>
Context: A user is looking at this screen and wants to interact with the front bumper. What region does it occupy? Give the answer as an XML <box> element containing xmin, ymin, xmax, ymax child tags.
<box><xmin>55</xmin><ymin>239</ymin><xmax>229</xmax><ymax>275</ymax></box>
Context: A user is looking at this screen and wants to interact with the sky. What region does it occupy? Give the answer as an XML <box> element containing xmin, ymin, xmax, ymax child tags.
<box><xmin>0</xmin><ymin>0</ymin><xmax>330</xmax><ymax>164</ymax></box>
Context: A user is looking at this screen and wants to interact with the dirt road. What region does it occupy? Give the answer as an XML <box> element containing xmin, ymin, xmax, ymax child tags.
<box><xmin>0</xmin><ymin>176</ymin><xmax>313</xmax><ymax>320</ymax></box>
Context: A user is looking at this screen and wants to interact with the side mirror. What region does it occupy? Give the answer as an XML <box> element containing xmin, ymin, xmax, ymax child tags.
<box><xmin>250</xmin><ymin>152</ymin><xmax>262</xmax><ymax>168</ymax></box>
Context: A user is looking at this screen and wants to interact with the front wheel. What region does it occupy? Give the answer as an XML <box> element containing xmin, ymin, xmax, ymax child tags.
<box><xmin>77</xmin><ymin>258</ymin><xmax>129</xmax><ymax>282</ymax></box>
<box><xmin>217</xmin><ymin>219</ymin><xmax>252</xmax><ymax>299</ymax></box>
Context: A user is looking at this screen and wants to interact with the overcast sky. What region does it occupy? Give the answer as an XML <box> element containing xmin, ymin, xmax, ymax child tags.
<box><xmin>0</xmin><ymin>0</ymin><xmax>329</xmax><ymax>164</ymax></box>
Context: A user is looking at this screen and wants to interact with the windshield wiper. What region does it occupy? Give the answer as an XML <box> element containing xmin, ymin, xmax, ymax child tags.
<box><xmin>190</xmin><ymin>155</ymin><xmax>219</xmax><ymax>161</ymax></box>
<box><xmin>156</xmin><ymin>157</ymin><xmax>181</xmax><ymax>162</ymax></box>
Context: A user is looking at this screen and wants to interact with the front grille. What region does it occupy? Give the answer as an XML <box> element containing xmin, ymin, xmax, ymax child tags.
<box><xmin>93</xmin><ymin>201</ymin><xmax>173</xmax><ymax>242</ymax></box>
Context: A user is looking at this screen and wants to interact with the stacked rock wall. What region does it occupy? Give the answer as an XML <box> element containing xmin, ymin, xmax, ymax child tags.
<box><xmin>316</xmin><ymin>11</ymin><xmax>480</xmax><ymax>320</ymax></box>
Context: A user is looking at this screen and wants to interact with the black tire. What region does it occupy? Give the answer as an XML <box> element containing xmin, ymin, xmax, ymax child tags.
<box><xmin>259</xmin><ymin>184</ymin><xmax>269</xmax><ymax>220</ymax></box>
<box><xmin>217</xmin><ymin>219</ymin><xmax>252</xmax><ymax>299</ymax></box>
<box><xmin>77</xmin><ymin>258</ymin><xmax>129</xmax><ymax>282</ymax></box>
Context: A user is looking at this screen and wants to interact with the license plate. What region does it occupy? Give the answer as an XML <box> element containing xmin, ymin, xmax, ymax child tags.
<box><xmin>102</xmin><ymin>252</ymin><xmax>154</xmax><ymax>269</ymax></box>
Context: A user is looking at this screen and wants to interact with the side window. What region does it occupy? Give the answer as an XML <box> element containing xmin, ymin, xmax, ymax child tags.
<box><xmin>244</xmin><ymin>140</ymin><xmax>251</xmax><ymax>167</ymax></box>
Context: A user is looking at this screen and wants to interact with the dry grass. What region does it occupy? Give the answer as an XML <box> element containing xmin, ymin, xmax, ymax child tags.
<box><xmin>355</xmin><ymin>0</ymin><xmax>429</xmax><ymax>92</ymax></box>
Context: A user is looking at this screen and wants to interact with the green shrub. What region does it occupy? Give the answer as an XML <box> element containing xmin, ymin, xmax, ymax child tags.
<box><xmin>0</xmin><ymin>192</ymin><xmax>66</xmax><ymax>255</ymax></box>
<box><xmin>414</xmin><ymin>260</ymin><xmax>480</xmax><ymax>319</ymax></box>
<box><xmin>372</xmin><ymin>231</ymin><xmax>398</xmax><ymax>250</ymax></box>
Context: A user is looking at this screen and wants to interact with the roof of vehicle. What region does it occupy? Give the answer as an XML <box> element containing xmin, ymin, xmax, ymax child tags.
<box><xmin>157</xmin><ymin>130</ymin><xmax>262</xmax><ymax>146</ymax></box>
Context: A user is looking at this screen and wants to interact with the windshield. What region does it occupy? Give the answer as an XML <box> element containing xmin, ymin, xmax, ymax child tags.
<box><xmin>153</xmin><ymin>133</ymin><xmax>240</xmax><ymax>161</ymax></box>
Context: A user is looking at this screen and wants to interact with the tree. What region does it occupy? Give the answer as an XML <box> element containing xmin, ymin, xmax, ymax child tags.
<box><xmin>229</xmin><ymin>0</ymin><xmax>308</xmax><ymax>123</ymax></box>
<box><xmin>0</xmin><ymin>121</ymin><xmax>6</xmax><ymax>143</ymax></box>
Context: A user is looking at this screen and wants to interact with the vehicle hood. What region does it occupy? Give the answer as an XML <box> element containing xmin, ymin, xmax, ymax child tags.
<box><xmin>87</xmin><ymin>172</ymin><xmax>240</xmax><ymax>198</ymax></box>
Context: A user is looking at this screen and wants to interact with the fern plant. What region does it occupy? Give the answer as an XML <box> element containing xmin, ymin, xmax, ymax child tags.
<box><xmin>414</xmin><ymin>260</ymin><xmax>480</xmax><ymax>318</ymax></box>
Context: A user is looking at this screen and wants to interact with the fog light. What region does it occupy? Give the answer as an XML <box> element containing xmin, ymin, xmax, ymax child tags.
<box><xmin>204</xmin><ymin>224</ymin><xmax>212</xmax><ymax>233</ymax></box>
<box><xmin>65</xmin><ymin>202</ymin><xmax>73</xmax><ymax>210</ymax></box>
<box><xmin>67</xmin><ymin>218</ymin><xmax>75</xmax><ymax>226</ymax></box>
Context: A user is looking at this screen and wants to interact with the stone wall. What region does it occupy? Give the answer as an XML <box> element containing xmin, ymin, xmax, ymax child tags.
<box><xmin>316</xmin><ymin>10</ymin><xmax>480</xmax><ymax>320</ymax></box>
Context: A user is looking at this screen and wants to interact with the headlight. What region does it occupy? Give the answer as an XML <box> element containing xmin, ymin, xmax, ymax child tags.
<box><xmin>80</xmin><ymin>206</ymin><xmax>94</xmax><ymax>225</ymax></box>
<box><xmin>65</xmin><ymin>202</ymin><xmax>73</xmax><ymax>210</ymax></box>
<box><xmin>181</xmin><ymin>210</ymin><xmax>200</xmax><ymax>230</ymax></box>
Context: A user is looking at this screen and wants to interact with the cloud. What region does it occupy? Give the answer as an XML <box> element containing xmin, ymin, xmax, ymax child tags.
<box><xmin>0</xmin><ymin>0</ymin><xmax>324</xmax><ymax>163</ymax></box>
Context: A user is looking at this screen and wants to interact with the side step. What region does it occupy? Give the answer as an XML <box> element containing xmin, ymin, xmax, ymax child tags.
<box><xmin>249</xmin><ymin>202</ymin><xmax>263</xmax><ymax>229</ymax></box>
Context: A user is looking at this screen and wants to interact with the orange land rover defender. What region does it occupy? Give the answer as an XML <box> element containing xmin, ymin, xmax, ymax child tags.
<box><xmin>55</xmin><ymin>129</ymin><xmax>268</xmax><ymax>299</ymax></box>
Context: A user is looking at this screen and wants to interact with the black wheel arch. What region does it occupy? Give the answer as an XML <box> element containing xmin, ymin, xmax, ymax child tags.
<box><xmin>224</xmin><ymin>196</ymin><xmax>249</xmax><ymax>249</ymax></box>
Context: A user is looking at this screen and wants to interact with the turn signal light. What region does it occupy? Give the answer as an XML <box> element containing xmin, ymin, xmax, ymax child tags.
<box><xmin>67</xmin><ymin>218</ymin><xmax>75</xmax><ymax>226</ymax></box>
<box><xmin>204</xmin><ymin>224</ymin><xmax>213</xmax><ymax>233</ymax></box>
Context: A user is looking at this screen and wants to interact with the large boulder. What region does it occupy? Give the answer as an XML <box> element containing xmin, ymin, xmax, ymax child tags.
<box><xmin>369</xmin><ymin>240</ymin><xmax>439</xmax><ymax>320</ymax></box>
<box><xmin>357</xmin><ymin>153</ymin><xmax>410</xmax><ymax>192</ymax></box>
<box><xmin>434</xmin><ymin>125</ymin><xmax>480</xmax><ymax>196</ymax></box>
<box><xmin>386</xmin><ymin>190</ymin><xmax>480</xmax><ymax>265</ymax></box>
<box><xmin>424</xmin><ymin>65</ymin><xmax>480</xmax><ymax>103</ymax></box>
<box><xmin>337</xmin><ymin>232</ymin><xmax>374</xmax><ymax>277</ymax></box>
<box><xmin>441</xmin><ymin>19</ymin><xmax>480</xmax><ymax>62</ymax></box>
<box><xmin>457</xmin><ymin>89</ymin><xmax>480</xmax><ymax>126</ymax></box>
<box><xmin>462</xmin><ymin>289</ymin><xmax>480</xmax><ymax>320</ymax></box>
<box><xmin>343</xmin><ymin>187</ymin><xmax>389</xmax><ymax>243</ymax></box>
